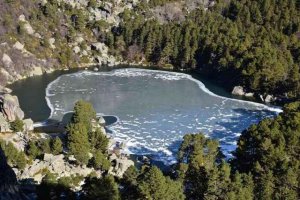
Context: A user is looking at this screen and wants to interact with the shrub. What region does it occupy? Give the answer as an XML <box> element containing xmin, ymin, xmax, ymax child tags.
<box><xmin>26</xmin><ymin>140</ymin><xmax>41</xmax><ymax>159</ymax></box>
<box><xmin>51</xmin><ymin>137</ymin><xmax>63</xmax><ymax>155</ymax></box>
<box><xmin>0</xmin><ymin>140</ymin><xmax>27</xmax><ymax>169</ymax></box>
<box><xmin>10</xmin><ymin>118</ymin><xmax>24</xmax><ymax>132</ymax></box>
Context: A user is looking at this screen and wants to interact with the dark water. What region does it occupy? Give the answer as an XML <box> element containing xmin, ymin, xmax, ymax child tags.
<box><xmin>9</xmin><ymin>67</ymin><xmax>121</xmax><ymax>121</ymax></box>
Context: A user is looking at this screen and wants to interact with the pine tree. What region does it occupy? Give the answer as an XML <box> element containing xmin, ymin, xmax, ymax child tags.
<box><xmin>72</xmin><ymin>100</ymin><xmax>96</xmax><ymax>131</ymax></box>
<box><xmin>138</xmin><ymin>166</ymin><xmax>185</xmax><ymax>200</ymax></box>
<box><xmin>67</xmin><ymin>123</ymin><xmax>90</xmax><ymax>165</ymax></box>
<box><xmin>89</xmin><ymin>128</ymin><xmax>109</xmax><ymax>153</ymax></box>
<box><xmin>51</xmin><ymin>137</ymin><xmax>63</xmax><ymax>155</ymax></box>
<box><xmin>27</xmin><ymin>141</ymin><xmax>41</xmax><ymax>159</ymax></box>
<box><xmin>40</xmin><ymin>139</ymin><xmax>51</xmax><ymax>154</ymax></box>
<box><xmin>82</xmin><ymin>175</ymin><xmax>120</xmax><ymax>200</ymax></box>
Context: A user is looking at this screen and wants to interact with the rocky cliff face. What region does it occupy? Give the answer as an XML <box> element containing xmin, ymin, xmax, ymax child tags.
<box><xmin>0</xmin><ymin>0</ymin><xmax>135</xmax><ymax>86</ymax></box>
<box><xmin>0</xmin><ymin>94</ymin><xmax>24</xmax><ymax>122</ymax></box>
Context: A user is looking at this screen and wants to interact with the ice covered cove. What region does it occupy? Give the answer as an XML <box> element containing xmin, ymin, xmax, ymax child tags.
<box><xmin>46</xmin><ymin>68</ymin><xmax>281</xmax><ymax>164</ymax></box>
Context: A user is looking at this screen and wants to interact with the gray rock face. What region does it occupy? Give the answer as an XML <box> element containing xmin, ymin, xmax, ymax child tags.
<box><xmin>73</xmin><ymin>46</ymin><xmax>80</xmax><ymax>54</ymax></box>
<box><xmin>12</xmin><ymin>42</ymin><xmax>24</xmax><ymax>51</ymax></box>
<box><xmin>23</xmin><ymin>119</ymin><xmax>34</xmax><ymax>131</ymax></box>
<box><xmin>259</xmin><ymin>94</ymin><xmax>276</xmax><ymax>103</ymax></box>
<box><xmin>232</xmin><ymin>86</ymin><xmax>245</xmax><ymax>96</ymax></box>
<box><xmin>109</xmin><ymin>153</ymin><xmax>134</xmax><ymax>177</ymax></box>
<box><xmin>2</xmin><ymin>53</ymin><xmax>13</xmax><ymax>67</ymax></box>
<box><xmin>245</xmin><ymin>92</ymin><xmax>254</xmax><ymax>97</ymax></box>
<box><xmin>0</xmin><ymin>113</ymin><xmax>11</xmax><ymax>132</ymax></box>
<box><xmin>98</xmin><ymin>116</ymin><xmax>105</xmax><ymax>124</ymax></box>
<box><xmin>91</xmin><ymin>42</ymin><xmax>108</xmax><ymax>53</ymax></box>
<box><xmin>0</xmin><ymin>86</ymin><xmax>12</xmax><ymax>94</ymax></box>
<box><xmin>18</xmin><ymin>15</ymin><xmax>35</xmax><ymax>35</ymax></box>
<box><xmin>18</xmin><ymin>153</ymin><xmax>99</xmax><ymax>183</ymax></box>
<box><xmin>265</xmin><ymin>95</ymin><xmax>275</xmax><ymax>103</ymax></box>
<box><xmin>0</xmin><ymin>94</ymin><xmax>24</xmax><ymax>122</ymax></box>
<box><xmin>49</xmin><ymin>38</ymin><xmax>56</xmax><ymax>49</ymax></box>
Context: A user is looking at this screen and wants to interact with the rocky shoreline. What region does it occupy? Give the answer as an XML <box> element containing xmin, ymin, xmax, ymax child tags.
<box><xmin>231</xmin><ymin>85</ymin><xmax>281</xmax><ymax>104</ymax></box>
<box><xmin>1</xmin><ymin>82</ymin><xmax>135</xmax><ymax>191</ymax></box>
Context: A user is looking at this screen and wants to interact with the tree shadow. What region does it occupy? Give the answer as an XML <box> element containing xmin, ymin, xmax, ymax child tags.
<box><xmin>34</xmin><ymin>112</ymin><xmax>74</xmax><ymax>133</ymax></box>
<box><xmin>0</xmin><ymin>146</ymin><xmax>30</xmax><ymax>200</ymax></box>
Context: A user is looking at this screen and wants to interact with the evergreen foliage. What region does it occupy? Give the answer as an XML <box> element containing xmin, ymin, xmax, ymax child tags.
<box><xmin>0</xmin><ymin>140</ymin><xmax>27</xmax><ymax>169</ymax></box>
<box><xmin>89</xmin><ymin>128</ymin><xmax>109</xmax><ymax>153</ymax></box>
<box><xmin>90</xmin><ymin>150</ymin><xmax>111</xmax><ymax>171</ymax></box>
<box><xmin>67</xmin><ymin>100</ymin><xmax>111</xmax><ymax>167</ymax></box>
<box><xmin>67</xmin><ymin>122</ymin><xmax>90</xmax><ymax>165</ymax></box>
<box><xmin>110</xmin><ymin>0</ymin><xmax>300</xmax><ymax>98</ymax></box>
<box><xmin>37</xmin><ymin>172</ymin><xmax>78</xmax><ymax>200</ymax></box>
<box><xmin>26</xmin><ymin>137</ymin><xmax>63</xmax><ymax>158</ymax></box>
<box><xmin>27</xmin><ymin>140</ymin><xmax>42</xmax><ymax>159</ymax></box>
<box><xmin>232</xmin><ymin>101</ymin><xmax>300</xmax><ymax>199</ymax></box>
<box><xmin>71</xmin><ymin>100</ymin><xmax>96</xmax><ymax>131</ymax></box>
<box><xmin>10</xmin><ymin>118</ymin><xmax>24</xmax><ymax>132</ymax></box>
<box><xmin>51</xmin><ymin>137</ymin><xmax>63</xmax><ymax>155</ymax></box>
<box><xmin>138</xmin><ymin>166</ymin><xmax>185</xmax><ymax>200</ymax></box>
<box><xmin>82</xmin><ymin>175</ymin><xmax>120</xmax><ymax>200</ymax></box>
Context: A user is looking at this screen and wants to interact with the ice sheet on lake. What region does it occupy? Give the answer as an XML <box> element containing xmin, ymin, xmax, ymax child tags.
<box><xmin>46</xmin><ymin>68</ymin><xmax>281</xmax><ymax>165</ymax></box>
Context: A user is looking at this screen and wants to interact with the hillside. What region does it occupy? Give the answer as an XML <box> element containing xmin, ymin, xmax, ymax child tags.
<box><xmin>1</xmin><ymin>0</ymin><xmax>299</xmax><ymax>100</ymax></box>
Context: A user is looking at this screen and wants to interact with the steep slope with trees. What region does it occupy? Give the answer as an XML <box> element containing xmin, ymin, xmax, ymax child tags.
<box><xmin>1</xmin><ymin>0</ymin><xmax>299</xmax><ymax>100</ymax></box>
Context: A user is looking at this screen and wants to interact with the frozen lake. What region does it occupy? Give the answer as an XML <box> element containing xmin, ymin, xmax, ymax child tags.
<box><xmin>44</xmin><ymin>68</ymin><xmax>280</xmax><ymax>164</ymax></box>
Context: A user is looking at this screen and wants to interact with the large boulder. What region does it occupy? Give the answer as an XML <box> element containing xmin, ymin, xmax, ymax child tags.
<box><xmin>12</xmin><ymin>42</ymin><xmax>24</xmax><ymax>51</ymax></box>
<box><xmin>91</xmin><ymin>42</ymin><xmax>108</xmax><ymax>54</ymax></box>
<box><xmin>0</xmin><ymin>94</ymin><xmax>24</xmax><ymax>122</ymax></box>
<box><xmin>23</xmin><ymin>119</ymin><xmax>34</xmax><ymax>131</ymax></box>
<box><xmin>49</xmin><ymin>38</ymin><xmax>56</xmax><ymax>49</ymax></box>
<box><xmin>28</xmin><ymin>66</ymin><xmax>43</xmax><ymax>76</ymax></box>
<box><xmin>109</xmin><ymin>153</ymin><xmax>134</xmax><ymax>177</ymax></box>
<box><xmin>231</xmin><ymin>86</ymin><xmax>245</xmax><ymax>96</ymax></box>
<box><xmin>2</xmin><ymin>53</ymin><xmax>13</xmax><ymax>67</ymax></box>
<box><xmin>18</xmin><ymin>15</ymin><xmax>35</xmax><ymax>35</ymax></box>
<box><xmin>73</xmin><ymin>46</ymin><xmax>80</xmax><ymax>54</ymax></box>
<box><xmin>98</xmin><ymin>116</ymin><xmax>106</xmax><ymax>125</ymax></box>
<box><xmin>259</xmin><ymin>94</ymin><xmax>276</xmax><ymax>103</ymax></box>
<box><xmin>0</xmin><ymin>86</ymin><xmax>12</xmax><ymax>94</ymax></box>
<box><xmin>265</xmin><ymin>94</ymin><xmax>276</xmax><ymax>103</ymax></box>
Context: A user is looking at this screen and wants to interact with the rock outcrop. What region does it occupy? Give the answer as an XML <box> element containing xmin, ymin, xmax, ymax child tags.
<box><xmin>232</xmin><ymin>86</ymin><xmax>245</xmax><ymax>96</ymax></box>
<box><xmin>0</xmin><ymin>94</ymin><xmax>24</xmax><ymax>122</ymax></box>
<box><xmin>17</xmin><ymin>153</ymin><xmax>100</xmax><ymax>183</ymax></box>
<box><xmin>0</xmin><ymin>113</ymin><xmax>11</xmax><ymax>133</ymax></box>
<box><xmin>0</xmin><ymin>86</ymin><xmax>12</xmax><ymax>94</ymax></box>
<box><xmin>23</xmin><ymin>119</ymin><xmax>34</xmax><ymax>131</ymax></box>
<box><xmin>12</xmin><ymin>42</ymin><xmax>24</xmax><ymax>51</ymax></box>
<box><xmin>2</xmin><ymin>53</ymin><xmax>13</xmax><ymax>68</ymax></box>
<box><xmin>109</xmin><ymin>153</ymin><xmax>134</xmax><ymax>177</ymax></box>
<box><xmin>260</xmin><ymin>94</ymin><xmax>276</xmax><ymax>103</ymax></box>
<box><xmin>232</xmin><ymin>86</ymin><xmax>254</xmax><ymax>97</ymax></box>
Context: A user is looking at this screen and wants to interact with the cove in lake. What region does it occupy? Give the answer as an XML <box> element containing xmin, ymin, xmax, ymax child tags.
<box><xmin>40</xmin><ymin>68</ymin><xmax>279</xmax><ymax>164</ymax></box>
